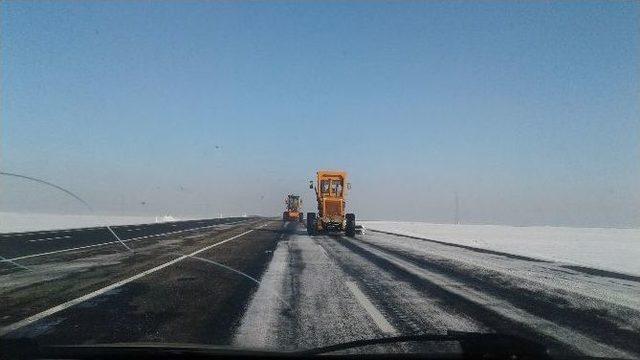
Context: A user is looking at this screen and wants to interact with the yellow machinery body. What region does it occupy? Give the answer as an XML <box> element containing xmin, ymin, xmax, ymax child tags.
<box><xmin>307</xmin><ymin>170</ymin><xmax>356</xmax><ymax>236</ymax></box>
<box><xmin>283</xmin><ymin>194</ymin><xmax>303</xmax><ymax>222</ymax></box>
<box><xmin>315</xmin><ymin>171</ymin><xmax>347</xmax><ymax>228</ymax></box>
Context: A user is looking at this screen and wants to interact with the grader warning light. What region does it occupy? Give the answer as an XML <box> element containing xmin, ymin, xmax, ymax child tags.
<box><xmin>306</xmin><ymin>170</ymin><xmax>356</xmax><ymax>237</ymax></box>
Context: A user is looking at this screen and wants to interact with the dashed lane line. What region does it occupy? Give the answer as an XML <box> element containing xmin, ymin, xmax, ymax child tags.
<box><xmin>313</xmin><ymin>238</ymin><xmax>397</xmax><ymax>335</ymax></box>
<box><xmin>1</xmin><ymin>220</ymin><xmax>250</xmax><ymax>263</ymax></box>
<box><xmin>344</xmin><ymin>280</ymin><xmax>398</xmax><ymax>335</ymax></box>
<box><xmin>318</xmin><ymin>246</ymin><xmax>330</xmax><ymax>259</ymax></box>
<box><xmin>27</xmin><ymin>236</ymin><xmax>72</xmax><ymax>243</ymax></box>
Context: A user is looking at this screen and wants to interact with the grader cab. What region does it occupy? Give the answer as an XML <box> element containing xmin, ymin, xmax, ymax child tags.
<box><xmin>307</xmin><ymin>170</ymin><xmax>356</xmax><ymax>237</ymax></box>
<box><xmin>283</xmin><ymin>194</ymin><xmax>304</xmax><ymax>222</ymax></box>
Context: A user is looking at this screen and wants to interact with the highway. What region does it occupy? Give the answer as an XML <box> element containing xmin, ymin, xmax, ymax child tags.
<box><xmin>0</xmin><ymin>217</ymin><xmax>247</xmax><ymax>261</ymax></box>
<box><xmin>1</xmin><ymin>219</ymin><xmax>639</xmax><ymax>358</ymax></box>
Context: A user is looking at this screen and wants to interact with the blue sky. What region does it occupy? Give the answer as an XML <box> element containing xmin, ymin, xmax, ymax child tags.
<box><xmin>1</xmin><ymin>1</ymin><xmax>638</xmax><ymax>227</ymax></box>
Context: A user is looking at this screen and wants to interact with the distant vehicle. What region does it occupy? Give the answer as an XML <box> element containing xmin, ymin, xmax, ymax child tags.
<box><xmin>283</xmin><ymin>194</ymin><xmax>304</xmax><ymax>222</ymax></box>
<box><xmin>307</xmin><ymin>170</ymin><xmax>356</xmax><ymax>237</ymax></box>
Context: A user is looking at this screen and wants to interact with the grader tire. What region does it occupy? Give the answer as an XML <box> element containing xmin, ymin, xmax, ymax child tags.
<box><xmin>345</xmin><ymin>213</ymin><xmax>356</xmax><ymax>237</ymax></box>
<box><xmin>306</xmin><ymin>213</ymin><xmax>317</xmax><ymax>235</ymax></box>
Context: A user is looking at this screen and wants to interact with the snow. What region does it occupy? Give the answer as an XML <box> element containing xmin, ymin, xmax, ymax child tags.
<box><xmin>0</xmin><ymin>212</ymin><xmax>189</xmax><ymax>233</ymax></box>
<box><xmin>360</xmin><ymin>221</ymin><xmax>640</xmax><ymax>276</ymax></box>
<box><xmin>350</xmin><ymin>235</ymin><xmax>637</xmax><ymax>358</ymax></box>
<box><xmin>234</xmin><ymin>235</ymin><xmax>290</xmax><ymax>349</ymax></box>
<box><xmin>234</xmin><ymin>232</ymin><xmax>384</xmax><ymax>350</ymax></box>
<box><xmin>361</xmin><ymin>232</ymin><xmax>640</xmax><ymax>321</ymax></box>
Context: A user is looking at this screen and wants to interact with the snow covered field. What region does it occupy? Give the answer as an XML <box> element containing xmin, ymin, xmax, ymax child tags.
<box><xmin>0</xmin><ymin>212</ymin><xmax>187</xmax><ymax>233</ymax></box>
<box><xmin>360</xmin><ymin>221</ymin><xmax>640</xmax><ymax>276</ymax></box>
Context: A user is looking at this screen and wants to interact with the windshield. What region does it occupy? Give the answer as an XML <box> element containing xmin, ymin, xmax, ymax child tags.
<box><xmin>288</xmin><ymin>196</ymin><xmax>299</xmax><ymax>207</ymax></box>
<box><xmin>331</xmin><ymin>180</ymin><xmax>343</xmax><ymax>197</ymax></box>
<box><xmin>321</xmin><ymin>180</ymin><xmax>330</xmax><ymax>194</ymax></box>
<box><xmin>1</xmin><ymin>1</ymin><xmax>639</xmax><ymax>359</ymax></box>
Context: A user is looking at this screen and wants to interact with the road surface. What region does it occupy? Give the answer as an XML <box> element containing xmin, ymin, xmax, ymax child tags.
<box><xmin>0</xmin><ymin>217</ymin><xmax>246</xmax><ymax>260</ymax></box>
<box><xmin>1</xmin><ymin>219</ymin><xmax>639</xmax><ymax>358</ymax></box>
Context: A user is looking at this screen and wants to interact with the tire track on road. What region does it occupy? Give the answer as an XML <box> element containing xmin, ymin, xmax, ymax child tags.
<box><xmin>356</xmin><ymin>237</ymin><xmax>640</xmax><ymax>356</ymax></box>
<box><xmin>316</xmin><ymin>237</ymin><xmax>487</xmax><ymax>337</ymax></box>
<box><xmin>334</xmin><ymin>236</ymin><xmax>636</xmax><ymax>358</ymax></box>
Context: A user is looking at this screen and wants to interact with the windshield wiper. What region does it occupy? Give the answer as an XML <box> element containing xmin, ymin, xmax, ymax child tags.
<box><xmin>299</xmin><ymin>330</ymin><xmax>550</xmax><ymax>357</ymax></box>
<box><xmin>0</xmin><ymin>331</ymin><xmax>561</xmax><ymax>359</ymax></box>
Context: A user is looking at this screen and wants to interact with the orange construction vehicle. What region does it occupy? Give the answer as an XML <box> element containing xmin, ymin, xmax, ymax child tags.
<box><xmin>306</xmin><ymin>170</ymin><xmax>356</xmax><ymax>237</ymax></box>
<box><xmin>283</xmin><ymin>194</ymin><xmax>304</xmax><ymax>222</ymax></box>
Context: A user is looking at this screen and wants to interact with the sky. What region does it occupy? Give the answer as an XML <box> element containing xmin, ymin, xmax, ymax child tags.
<box><xmin>1</xmin><ymin>1</ymin><xmax>638</xmax><ymax>227</ymax></box>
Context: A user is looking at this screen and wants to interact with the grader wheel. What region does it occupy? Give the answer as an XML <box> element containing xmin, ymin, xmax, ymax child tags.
<box><xmin>345</xmin><ymin>213</ymin><xmax>356</xmax><ymax>237</ymax></box>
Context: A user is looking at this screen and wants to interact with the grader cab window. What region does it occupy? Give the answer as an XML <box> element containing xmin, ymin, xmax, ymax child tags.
<box><xmin>320</xmin><ymin>180</ymin><xmax>343</xmax><ymax>197</ymax></box>
<box><xmin>321</xmin><ymin>180</ymin><xmax>330</xmax><ymax>194</ymax></box>
<box><xmin>331</xmin><ymin>180</ymin><xmax>343</xmax><ymax>197</ymax></box>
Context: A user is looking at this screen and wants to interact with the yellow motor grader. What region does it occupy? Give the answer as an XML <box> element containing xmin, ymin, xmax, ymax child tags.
<box><xmin>283</xmin><ymin>194</ymin><xmax>304</xmax><ymax>222</ymax></box>
<box><xmin>307</xmin><ymin>170</ymin><xmax>356</xmax><ymax>237</ymax></box>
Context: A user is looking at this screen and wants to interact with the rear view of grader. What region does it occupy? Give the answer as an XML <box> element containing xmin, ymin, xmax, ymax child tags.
<box><xmin>306</xmin><ymin>170</ymin><xmax>356</xmax><ymax>237</ymax></box>
<box><xmin>283</xmin><ymin>194</ymin><xmax>304</xmax><ymax>222</ymax></box>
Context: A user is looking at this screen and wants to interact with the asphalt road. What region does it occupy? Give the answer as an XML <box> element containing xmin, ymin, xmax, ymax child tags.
<box><xmin>0</xmin><ymin>217</ymin><xmax>248</xmax><ymax>261</ymax></box>
<box><xmin>1</xmin><ymin>220</ymin><xmax>639</xmax><ymax>358</ymax></box>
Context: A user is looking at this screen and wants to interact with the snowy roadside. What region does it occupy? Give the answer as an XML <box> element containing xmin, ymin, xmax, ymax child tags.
<box><xmin>0</xmin><ymin>212</ymin><xmax>192</xmax><ymax>233</ymax></box>
<box><xmin>359</xmin><ymin>221</ymin><xmax>640</xmax><ymax>276</ymax></box>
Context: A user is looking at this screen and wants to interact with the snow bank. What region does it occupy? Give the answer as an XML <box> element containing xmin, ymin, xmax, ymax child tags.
<box><xmin>360</xmin><ymin>221</ymin><xmax>640</xmax><ymax>276</ymax></box>
<box><xmin>0</xmin><ymin>212</ymin><xmax>188</xmax><ymax>233</ymax></box>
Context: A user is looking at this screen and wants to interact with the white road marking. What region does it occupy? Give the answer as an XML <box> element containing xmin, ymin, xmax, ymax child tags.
<box><xmin>1</xmin><ymin>220</ymin><xmax>250</xmax><ymax>262</ymax></box>
<box><xmin>352</xmin><ymin>238</ymin><xmax>635</xmax><ymax>358</ymax></box>
<box><xmin>344</xmin><ymin>280</ymin><xmax>397</xmax><ymax>335</ymax></box>
<box><xmin>0</xmin><ymin>255</ymin><xmax>31</xmax><ymax>271</ymax></box>
<box><xmin>27</xmin><ymin>236</ymin><xmax>72</xmax><ymax>243</ymax></box>
<box><xmin>0</xmin><ymin>223</ymin><xmax>268</xmax><ymax>336</ymax></box>
<box><xmin>2</xmin><ymin>229</ymin><xmax>78</xmax><ymax>238</ymax></box>
<box><xmin>3</xmin><ymin>242</ymin><xmax>128</xmax><ymax>262</ymax></box>
<box><xmin>318</xmin><ymin>246</ymin><xmax>329</xmax><ymax>259</ymax></box>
